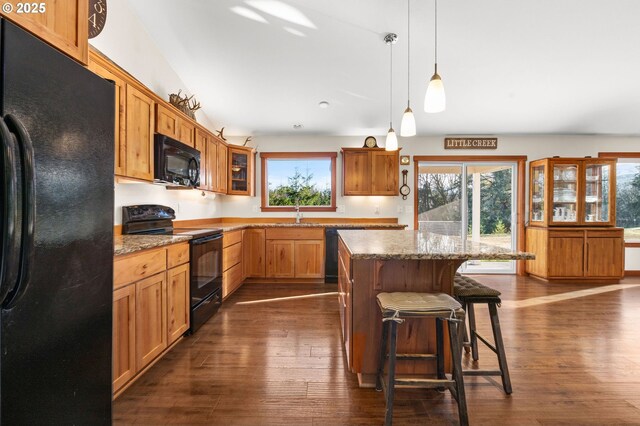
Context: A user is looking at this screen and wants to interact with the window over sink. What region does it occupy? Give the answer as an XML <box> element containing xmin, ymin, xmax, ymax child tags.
<box><xmin>260</xmin><ymin>152</ymin><xmax>337</xmax><ymax>212</ymax></box>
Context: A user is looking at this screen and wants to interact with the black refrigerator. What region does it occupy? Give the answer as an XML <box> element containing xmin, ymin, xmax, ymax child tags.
<box><xmin>0</xmin><ymin>19</ymin><xmax>114</xmax><ymax>423</ymax></box>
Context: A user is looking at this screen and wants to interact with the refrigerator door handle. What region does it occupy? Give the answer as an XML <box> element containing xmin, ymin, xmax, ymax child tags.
<box><xmin>0</xmin><ymin>116</ymin><xmax>20</xmax><ymax>304</ymax></box>
<box><xmin>2</xmin><ymin>114</ymin><xmax>35</xmax><ymax>308</ymax></box>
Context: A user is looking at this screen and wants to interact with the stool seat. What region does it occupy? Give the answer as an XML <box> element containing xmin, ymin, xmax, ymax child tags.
<box><xmin>454</xmin><ymin>275</ymin><xmax>501</xmax><ymax>298</ymax></box>
<box><xmin>377</xmin><ymin>292</ymin><xmax>463</xmax><ymax>317</ymax></box>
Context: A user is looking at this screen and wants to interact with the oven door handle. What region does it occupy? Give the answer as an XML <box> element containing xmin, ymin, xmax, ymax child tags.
<box><xmin>191</xmin><ymin>234</ymin><xmax>223</xmax><ymax>245</ymax></box>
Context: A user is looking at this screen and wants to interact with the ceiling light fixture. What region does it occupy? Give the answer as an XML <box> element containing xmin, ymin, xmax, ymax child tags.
<box><xmin>318</xmin><ymin>101</ymin><xmax>330</xmax><ymax>108</ymax></box>
<box><xmin>400</xmin><ymin>0</ymin><xmax>416</xmax><ymax>137</ymax></box>
<box><xmin>293</xmin><ymin>124</ymin><xmax>303</xmax><ymax>129</ymax></box>
<box><xmin>424</xmin><ymin>0</ymin><xmax>446</xmax><ymax>113</ymax></box>
<box><xmin>384</xmin><ymin>33</ymin><xmax>398</xmax><ymax>151</ymax></box>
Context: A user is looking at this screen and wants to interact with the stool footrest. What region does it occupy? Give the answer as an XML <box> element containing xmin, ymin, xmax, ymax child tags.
<box><xmin>395</xmin><ymin>377</ymin><xmax>456</xmax><ymax>388</ymax></box>
<box><xmin>471</xmin><ymin>333</ymin><xmax>498</xmax><ymax>354</ymax></box>
<box><xmin>462</xmin><ymin>369</ymin><xmax>503</xmax><ymax>377</ymax></box>
<box><xmin>395</xmin><ymin>353</ymin><xmax>438</xmax><ymax>360</ymax></box>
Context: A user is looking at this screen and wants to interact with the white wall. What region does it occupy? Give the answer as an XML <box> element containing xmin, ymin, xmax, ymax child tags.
<box><xmin>90</xmin><ymin>0</ymin><xmax>221</xmax><ymax>223</ymax></box>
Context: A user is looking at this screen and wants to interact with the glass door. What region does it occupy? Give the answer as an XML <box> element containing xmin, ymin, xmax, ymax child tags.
<box><xmin>417</xmin><ymin>161</ymin><xmax>517</xmax><ymax>274</ymax></box>
<box><xmin>584</xmin><ymin>162</ymin><xmax>611</xmax><ymax>224</ymax></box>
<box><xmin>551</xmin><ymin>162</ymin><xmax>579</xmax><ymax>224</ymax></box>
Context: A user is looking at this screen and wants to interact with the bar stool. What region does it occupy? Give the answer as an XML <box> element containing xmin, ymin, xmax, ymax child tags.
<box><xmin>375</xmin><ymin>292</ymin><xmax>468</xmax><ymax>426</ymax></box>
<box><xmin>454</xmin><ymin>274</ymin><xmax>512</xmax><ymax>394</ymax></box>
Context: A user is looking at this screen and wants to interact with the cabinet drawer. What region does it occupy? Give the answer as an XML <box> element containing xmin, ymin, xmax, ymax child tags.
<box><xmin>548</xmin><ymin>230</ymin><xmax>584</xmax><ymax>238</ymax></box>
<box><xmin>167</xmin><ymin>243</ymin><xmax>190</xmax><ymax>268</ymax></box>
<box><xmin>223</xmin><ymin>262</ymin><xmax>243</xmax><ymax>298</ymax></box>
<box><xmin>265</xmin><ymin>227</ymin><xmax>324</xmax><ymax>240</ymax></box>
<box><xmin>223</xmin><ymin>230</ymin><xmax>242</xmax><ymax>248</ymax></box>
<box><xmin>223</xmin><ymin>242</ymin><xmax>242</xmax><ymax>271</ymax></box>
<box><xmin>585</xmin><ymin>229</ymin><xmax>624</xmax><ymax>238</ymax></box>
<box><xmin>114</xmin><ymin>248</ymin><xmax>166</xmax><ymax>289</ymax></box>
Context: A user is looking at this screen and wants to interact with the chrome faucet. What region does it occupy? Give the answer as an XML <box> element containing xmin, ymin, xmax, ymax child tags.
<box><xmin>295</xmin><ymin>199</ymin><xmax>302</xmax><ymax>224</ymax></box>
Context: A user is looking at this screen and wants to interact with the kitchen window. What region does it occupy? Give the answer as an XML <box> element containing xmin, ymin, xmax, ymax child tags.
<box><xmin>260</xmin><ymin>152</ymin><xmax>337</xmax><ymax>212</ymax></box>
<box><xmin>599</xmin><ymin>152</ymin><xmax>640</xmax><ymax>243</ymax></box>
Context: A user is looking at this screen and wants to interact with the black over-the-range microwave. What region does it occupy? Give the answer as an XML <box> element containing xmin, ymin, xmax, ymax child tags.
<box><xmin>154</xmin><ymin>134</ymin><xmax>201</xmax><ymax>188</ymax></box>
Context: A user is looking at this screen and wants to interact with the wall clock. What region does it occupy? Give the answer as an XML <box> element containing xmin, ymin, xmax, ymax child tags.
<box><xmin>399</xmin><ymin>170</ymin><xmax>410</xmax><ymax>200</ymax></box>
<box><xmin>88</xmin><ymin>0</ymin><xmax>107</xmax><ymax>39</ymax></box>
<box><xmin>400</xmin><ymin>155</ymin><xmax>410</xmax><ymax>165</ymax></box>
<box><xmin>363</xmin><ymin>136</ymin><xmax>378</xmax><ymax>148</ymax></box>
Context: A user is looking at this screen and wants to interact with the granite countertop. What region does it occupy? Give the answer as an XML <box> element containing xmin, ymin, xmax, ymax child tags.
<box><xmin>183</xmin><ymin>222</ymin><xmax>407</xmax><ymax>232</ymax></box>
<box><xmin>338</xmin><ymin>229</ymin><xmax>535</xmax><ymax>261</ymax></box>
<box><xmin>114</xmin><ymin>235</ymin><xmax>192</xmax><ymax>256</ymax></box>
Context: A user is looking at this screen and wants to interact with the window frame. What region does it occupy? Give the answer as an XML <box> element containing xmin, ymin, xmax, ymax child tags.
<box><xmin>599</xmin><ymin>151</ymin><xmax>640</xmax><ymax>246</ymax></box>
<box><xmin>260</xmin><ymin>152</ymin><xmax>337</xmax><ymax>212</ymax></box>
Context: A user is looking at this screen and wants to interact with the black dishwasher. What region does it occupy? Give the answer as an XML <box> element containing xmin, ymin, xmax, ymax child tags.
<box><xmin>325</xmin><ymin>227</ymin><xmax>365</xmax><ymax>283</ymax></box>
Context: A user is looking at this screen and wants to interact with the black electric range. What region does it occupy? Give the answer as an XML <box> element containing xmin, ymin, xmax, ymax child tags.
<box><xmin>122</xmin><ymin>205</ymin><xmax>223</xmax><ymax>333</ymax></box>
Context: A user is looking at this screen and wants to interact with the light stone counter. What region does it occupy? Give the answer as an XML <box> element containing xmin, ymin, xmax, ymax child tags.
<box><xmin>114</xmin><ymin>235</ymin><xmax>192</xmax><ymax>256</ymax></box>
<box><xmin>338</xmin><ymin>229</ymin><xmax>534</xmax><ymax>260</ymax></box>
<box><xmin>184</xmin><ymin>222</ymin><xmax>406</xmax><ymax>232</ymax></box>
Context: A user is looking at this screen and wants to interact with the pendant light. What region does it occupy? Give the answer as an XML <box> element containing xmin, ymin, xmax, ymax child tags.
<box><xmin>384</xmin><ymin>33</ymin><xmax>398</xmax><ymax>151</ymax></box>
<box><xmin>424</xmin><ymin>0</ymin><xmax>446</xmax><ymax>113</ymax></box>
<box><xmin>400</xmin><ymin>0</ymin><xmax>416</xmax><ymax>137</ymax></box>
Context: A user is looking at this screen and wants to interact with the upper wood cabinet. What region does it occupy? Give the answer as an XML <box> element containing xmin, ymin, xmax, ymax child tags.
<box><xmin>228</xmin><ymin>145</ymin><xmax>255</xmax><ymax>196</ymax></box>
<box><xmin>125</xmin><ymin>84</ymin><xmax>155</xmax><ymax>181</ymax></box>
<box><xmin>218</xmin><ymin>142</ymin><xmax>229</xmax><ymax>194</ymax></box>
<box><xmin>207</xmin><ymin>136</ymin><xmax>220</xmax><ymax>192</ymax></box>
<box><xmin>342</xmin><ymin>148</ymin><xmax>399</xmax><ymax>196</ymax></box>
<box><xmin>155</xmin><ymin>104</ymin><xmax>195</xmax><ymax>147</ymax></box>
<box><xmin>87</xmin><ymin>53</ymin><xmax>126</xmax><ymax>176</ymax></box>
<box><xmin>529</xmin><ymin>157</ymin><xmax>617</xmax><ymax>227</ymax></box>
<box><xmin>194</xmin><ymin>128</ymin><xmax>209</xmax><ymax>189</ymax></box>
<box><xmin>1</xmin><ymin>0</ymin><xmax>88</xmax><ymax>64</ymax></box>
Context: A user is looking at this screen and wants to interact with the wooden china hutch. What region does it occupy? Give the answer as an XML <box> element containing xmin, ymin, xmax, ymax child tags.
<box><xmin>526</xmin><ymin>157</ymin><xmax>625</xmax><ymax>282</ymax></box>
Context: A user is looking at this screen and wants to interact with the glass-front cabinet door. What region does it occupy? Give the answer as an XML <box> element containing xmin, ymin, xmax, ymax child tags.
<box><xmin>227</xmin><ymin>146</ymin><xmax>255</xmax><ymax>196</ymax></box>
<box><xmin>550</xmin><ymin>162</ymin><xmax>579</xmax><ymax>225</ymax></box>
<box><xmin>583</xmin><ymin>160</ymin><xmax>613</xmax><ymax>225</ymax></box>
<box><xmin>530</xmin><ymin>164</ymin><xmax>545</xmax><ymax>224</ymax></box>
<box><xmin>528</xmin><ymin>157</ymin><xmax>617</xmax><ymax>227</ymax></box>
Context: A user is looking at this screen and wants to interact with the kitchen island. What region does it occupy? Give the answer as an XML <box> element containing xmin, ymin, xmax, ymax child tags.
<box><xmin>337</xmin><ymin>230</ymin><xmax>534</xmax><ymax>387</ymax></box>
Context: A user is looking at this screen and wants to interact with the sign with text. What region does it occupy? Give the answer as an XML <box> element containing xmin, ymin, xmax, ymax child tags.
<box><xmin>444</xmin><ymin>137</ymin><xmax>498</xmax><ymax>150</ymax></box>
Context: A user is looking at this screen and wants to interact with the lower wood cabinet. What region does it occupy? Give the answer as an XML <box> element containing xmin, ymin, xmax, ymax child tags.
<box><xmin>265</xmin><ymin>228</ymin><xmax>325</xmax><ymax>279</ymax></box>
<box><xmin>112</xmin><ymin>284</ymin><xmax>136</xmax><ymax>392</ymax></box>
<box><xmin>243</xmin><ymin>228</ymin><xmax>266</xmax><ymax>278</ymax></box>
<box><xmin>135</xmin><ymin>273</ymin><xmax>167</xmax><ymax>371</ymax></box>
<box><xmin>222</xmin><ymin>230</ymin><xmax>243</xmax><ymax>298</ymax></box>
<box><xmin>113</xmin><ymin>242</ymin><xmax>190</xmax><ymax>396</ymax></box>
<box><xmin>526</xmin><ymin>227</ymin><xmax>624</xmax><ymax>281</ymax></box>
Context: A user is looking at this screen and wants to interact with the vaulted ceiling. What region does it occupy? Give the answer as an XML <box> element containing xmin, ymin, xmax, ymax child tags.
<box><xmin>129</xmin><ymin>0</ymin><xmax>640</xmax><ymax>136</ymax></box>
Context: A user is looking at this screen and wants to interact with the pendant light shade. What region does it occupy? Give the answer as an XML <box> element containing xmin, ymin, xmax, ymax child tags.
<box><xmin>400</xmin><ymin>106</ymin><xmax>416</xmax><ymax>137</ymax></box>
<box><xmin>424</xmin><ymin>0</ymin><xmax>446</xmax><ymax>113</ymax></box>
<box><xmin>400</xmin><ymin>0</ymin><xmax>416</xmax><ymax>137</ymax></box>
<box><xmin>386</xmin><ymin>127</ymin><xmax>398</xmax><ymax>151</ymax></box>
<box><xmin>384</xmin><ymin>33</ymin><xmax>398</xmax><ymax>151</ymax></box>
<box><xmin>424</xmin><ymin>67</ymin><xmax>446</xmax><ymax>113</ymax></box>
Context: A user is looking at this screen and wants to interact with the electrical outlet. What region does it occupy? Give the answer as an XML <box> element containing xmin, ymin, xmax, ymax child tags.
<box><xmin>374</xmin><ymin>205</ymin><xmax>380</xmax><ymax>214</ymax></box>
<box><xmin>337</xmin><ymin>205</ymin><xmax>345</xmax><ymax>213</ymax></box>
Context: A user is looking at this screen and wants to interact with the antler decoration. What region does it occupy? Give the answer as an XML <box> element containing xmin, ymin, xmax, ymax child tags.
<box><xmin>168</xmin><ymin>90</ymin><xmax>201</xmax><ymax>120</ymax></box>
<box><xmin>243</xmin><ymin>136</ymin><xmax>252</xmax><ymax>146</ymax></box>
<box><xmin>216</xmin><ymin>127</ymin><xmax>227</xmax><ymax>141</ymax></box>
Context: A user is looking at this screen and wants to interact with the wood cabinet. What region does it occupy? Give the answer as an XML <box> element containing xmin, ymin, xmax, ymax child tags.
<box><xmin>194</xmin><ymin>128</ymin><xmax>209</xmax><ymax>189</ymax></box>
<box><xmin>266</xmin><ymin>240</ymin><xmax>295</xmax><ymax>278</ymax></box>
<box><xmin>155</xmin><ymin>103</ymin><xmax>195</xmax><ymax>147</ymax></box>
<box><xmin>228</xmin><ymin>145</ymin><xmax>255</xmax><ymax>196</ymax></box>
<box><xmin>218</xmin><ymin>142</ymin><xmax>228</xmax><ymax>194</ymax></box>
<box><xmin>1</xmin><ymin>0</ymin><xmax>88</xmax><ymax>64</ymax></box>
<box><xmin>222</xmin><ymin>230</ymin><xmax>243</xmax><ymax>298</ymax></box>
<box><xmin>342</xmin><ymin>148</ymin><xmax>399</xmax><ymax>196</ymax></box>
<box><xmin>112</xmin><ymin>284</ymin><xmax>136</xmax><ymax>392</ymax></box>
<box><xmin>265</xmin><ymin>228</ymin><xmax>324</xmax><ymax>279</ymax></box>
<box><xmin>243</xmin><ymin>228</ymin><xmax>266</xmax><ymax>278</ymax></box>
<box><xmin>135</xmin><ymin>273</ymin><xmax>167</xmax><ymax>371</ymax></box>
<box><xmin>112</xmin><ymin>242</ymin><xmax>190</xmax><ymax>395</ymax></box>
<box><xmin>87</xmin><ymin>54</ymin><xmax>126</xmax><ymax>175</ymax></box>
<box><xmin>166</xmin><ymin>263</ymin><xmax>190</xmax><ymax>344</ymax></box>
<box><xmin>125</xmin><ymin>84</ymin><xmax>155</xmax><ymax>181</ymax></box>
<box><xmin>526</xmin><ymin>227</ymin><xmax>624</xmax><ymax>281</ymax></box>
<box><xmin>529</xmin><ymin>157</ymin><xmax>616</xmax><ymax>227</ymax></box>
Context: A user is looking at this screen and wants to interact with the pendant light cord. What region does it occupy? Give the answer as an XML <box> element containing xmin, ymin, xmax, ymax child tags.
<box><xmin>389</xmin><ymin>39</ymin><xmax>393</xmax><ymax>128</ymax></box>
<box><xmin>434</xmin><ymin>0</ymin><xmax>438</xmax><ymax>72</ymax></box>
<box><xmin>407</xmin><ymin>0</ymin><xmax>410</xmax><ymax>106</ymax></box>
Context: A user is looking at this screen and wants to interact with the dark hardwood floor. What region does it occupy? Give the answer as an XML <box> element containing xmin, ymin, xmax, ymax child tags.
<box><xmin>114</xmin><ymin>276</ymin><xmax>640</xmax><ymax>425</ymax></box>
